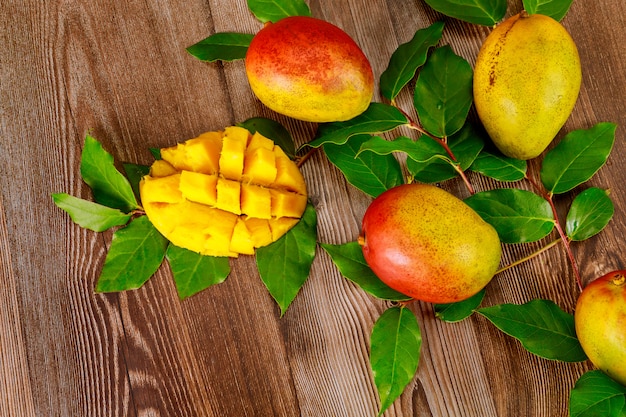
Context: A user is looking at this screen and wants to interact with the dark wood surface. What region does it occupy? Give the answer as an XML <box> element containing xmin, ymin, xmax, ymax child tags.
<box><xmin>2</xmin><ymin>1</ymin><xmax>625</xmax><ymax>416</ymax></box>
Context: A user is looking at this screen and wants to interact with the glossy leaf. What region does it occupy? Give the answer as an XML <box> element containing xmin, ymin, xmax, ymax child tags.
<box><xmin>566</xmin><ymin>187</ymin><xmax>615</xmax><ymax>241</ymax></box>
<box><xmin>414</xmin><ymin>45</ymin><xmax>473</xmax><ymax>138</ymax></box>
<box><xmin>52</xmin><ymin>193</ymin><xmax>131</xmax><ymax>232</ymax></box>
<box><xmin>306</xmin><ymin>103</ymin><xmax>408</xmax><ymax>149</ymax></box>
<box><xmin>186</xmin><ymin>32</ymin><xmax>254</xmax><ymax>62</ymax></box>
<box><xmin>80</xmin><ymin>134</ymin><xmax>138</xmax><ymax>213</ymax></box>
<box><xmin>256</xmin><ymin>204</ymin><xmax>317</xmax><ymax>316</ymax></box>
<box><xmin>238</xmin><ymin>117</ymin><xmax>296</xmax><ymax>158</ymax></box>
<box><xmin>470</xmin><ymin>150</ymin><xmax>527</xmax><ymax>182</ymax></box>
<box><xmin>166</xmin><ymin>245</ymin><xmax>230</xmax><ymax>300</ymax></box>
<box><xmin>370</xmin><ymin>306</ymin><xmax>421</xmax><ymax>414</ymax></box>
<box><xmin>477</xmin><ymin>299</ymin><xmax>587</xmax><ymax>362</ymax></box>
<box><xmin>541</xmin><ymin>122</ymin><xmax>617</xmax><ymax>194</ymax></box>
<box><xmin>380</xmin><ymin>21</ymin><xmax>444</xmax><ymax>101</ymax></box>
<box><xmin>434</xmin><ymin>288</ymin><xmax>485</xmax><ymax>323</ymax></box>
<box><xmin>464</xmin><ymin>188</ymin><xmax>555</xmax><ymax>243</ymax></box>
<box><xmin>320</xmin><ymin>242</ymin><xmax>411</xmax><ymax>301</ymax></box>
<box><xmin>569</xmin><ymin>370</ymin><xmax>626</xmax><ymax>417</ymax></box>
<box><xmin>95</xmin><ymin>216</ymin><xmax>169</xmax><ymax>292</ymax></box>
<box><xmin>123</xmin><ymin>162</ymin><xmax>150</xmax><ymax>202</ymax></box>
<box><xmin>422</xmin><ymin>0</ymin><xmax>507</xmax><ymax>26</ymax></box>
<box><xmin>247</xmin><ymin>0</ymin><xmax>311</xmax><ymax>23</ymax></box>
<box><xmin>358</xmin><ymin>135</ymin><xmax>441</xmax><ymax>164</ymax></box>
<box><xmin>523</xmin><ymin>0</ymin><xmax>573</xmax><ymax>21</ymax></box>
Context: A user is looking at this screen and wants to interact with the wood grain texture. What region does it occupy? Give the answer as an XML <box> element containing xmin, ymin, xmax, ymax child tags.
<box><xmin>1</xmin><ymin>0</ymin><xmax>625</xmax><ymax>416</ymax></box>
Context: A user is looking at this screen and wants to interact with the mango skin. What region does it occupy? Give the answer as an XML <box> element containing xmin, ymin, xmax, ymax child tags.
<box><xmin>473</xmin><ymin>12</ymin><xmax>581</xmax><ymax>160</ymax></box>
<box><xmin>245</xmin><ymin>16</ymin><xmax>374</xmax><ymax>123</ymax></box>
<box><xmin>359</xmin><ymin>183</ymin><xmax>502</xmax><ymax>304</ymax></box>
<box><xmin>575</xmin><ymin>270</ymin><xmax>626</xmax><ymax>387</ymax></box>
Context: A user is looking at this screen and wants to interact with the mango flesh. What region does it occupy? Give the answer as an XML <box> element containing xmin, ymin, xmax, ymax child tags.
<box><xmin>139</xmin><ymin>126</ymin><xmax>307</xmax><ymax>257</ymax></box>
<box><xmin>575</xmin><ymin>270</ymin><xmax>626</xmax><ymax>386</ymax></box>
<box><xmin>473</xmin><ymin>12</ymin><xmax>581</xmax><ymax>160</ymax></box>
<box><xmin>359</xmin><ymin>183</ymin><xmax>501</xmax><ymax>304</ymax></box>
<box><xmin>245</xmin><ymin>16</ymin><xmax>374</xmax><ymax>123</ymax></box>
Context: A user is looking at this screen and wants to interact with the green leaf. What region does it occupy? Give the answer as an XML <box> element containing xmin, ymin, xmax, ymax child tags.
<box><xmin>464</xmin><ymin>188</ymin><xmax>555</xmax><ymax>243</ymax></box>
<box><xmin>123</xmin><ymin>163</ymin><xmax>150</xmax><ymax>202</ymax></box>
<box><xmin>306</xmin><ymin>103</ymin><xmax>408</xmax><ymax>149</ymax></box>
<box><xmin>414</xmin><ymin>45</ymin><xmax>473</xmax><ymax>138</ymax></box>
<box><xmin>380</xmin><ymin>21</ymin><xmax>444</xmax><ymax>101</ymax></box>
<box><xmin>52</xmin><ymin>193</ymin><xmax>131</xmax><ymax>232</ymax></box>
<box><xmin>370</xmin><ymin>306</ymin><xmax>421</xmax><ymax>415</ymax></box>
<box><xmin>80</xmin><ymin>134</ymin><xmax>138</xmax><ymax>213</ymax></box>
<box><xmin>324</xmin><ymin>134</ymin><xmax>404</xmax><ymax>198</ymax></box>
<box><xmin>570</xmin><ymin>370</ymin><xmax>626</xmax><ymax>417</ymax></box>
<box><xmin>476</xmin><ymin>299</ymin><xmax>587</xmax><ymax>362</ymax></box>
<box><xmin>566</xmin><ymin>187</ymin><xmax>614</xmax><ymax>241</ymax></box>
<box><xmin>541</xmin><ymin>123</ymin><xmax>617</xmax><ymax>194</ymax></box>
<box><xmin>186</xmin><ymin>32</ymin><xmax>254</xmax><ymax>62</ymax></box>
<box><xmin>246</xmin><ymin>0</ymin><xmax>311</xmax><ymax>23</ymax></box>
<box><xmin>166</xmin><ymin>245</ymin><xmax>230</xmax><ymax>300</ymax></box>
<box><xmin>95</xmin><ymin>216</ymin><xmax>169</xmax><ymax>292</ymax></box>
<box><xmin>434</xmin><ymin>288</ymin><xmax>485</xmax><ymax>323</ymax></box>
<box><xmin>422</xmin><ymin>0</ymin><xmax>507</xmax><ymax>26</ymax></box>
<box><xmin>358</xmin><ymin>135</ymin><xmax>441</xmax><ymax>164</ymax></box>
<box><xmin>523</xmin><ymin>0</ymin><xmax>573</xmax><ymax>21</ymax></box>
<box><xmin>256</xmin><ymin>204</ymin><xmax>317</xmax><ymax>316</ymax></box>
<box><xmin>320</xmin><ymin>242</ymin><xmax>411</xmax><ymax>301</ymax></box>
<box><xmin>470</xmin><ymin>149</ymin><xmax>527</xmax><ymax>182</ymax></box>
<box><xmin>238</xmin><ymin>117</ymin><xmax>296</xmax><ymax>159</ymax></box>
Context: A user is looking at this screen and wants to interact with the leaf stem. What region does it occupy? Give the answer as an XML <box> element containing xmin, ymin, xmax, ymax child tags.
<box><xmin>296</xmin><ymin>147</ymin><xmax>318</xmax><ymax>168</ymax></box>
<box><xmin>495</xmin><ymin>238</ymin><xmax>561</xmax><ymax>275</ymax></box>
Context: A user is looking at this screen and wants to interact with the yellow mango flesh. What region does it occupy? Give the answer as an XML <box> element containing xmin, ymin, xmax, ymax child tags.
<box><xmin>140</xmin><ymin>127</ymin><xmax>307</xmax><ymax>257</ymax></box>
<box><xmin>473</xmin><ymin>12</ymin><xmax>581</xmax><ymax>160</ymax></box>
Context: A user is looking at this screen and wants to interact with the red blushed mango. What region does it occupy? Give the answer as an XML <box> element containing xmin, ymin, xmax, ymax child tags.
<box><xmin>245</xmin><ymin>16</ymin><xmax>374</xmax><ymax>123</ymax></box>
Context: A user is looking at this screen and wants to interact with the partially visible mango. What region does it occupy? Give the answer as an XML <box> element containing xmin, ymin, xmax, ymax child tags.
<box><xmin>140</xmin><ymin>126</ymin><xmax>307</xmax><ymax>257</ymax></box>
<box><xmin>473</xmin><ymin>12</ymin><xmax>581</xmax><ymax>160</ymax></box>
<box><xmin>245</xmin><ymin>16</ymin><xmax>374</xmax><ymax>123</ymax></box>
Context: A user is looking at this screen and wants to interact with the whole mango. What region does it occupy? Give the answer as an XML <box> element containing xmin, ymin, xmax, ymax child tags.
<box><xmin>575</xmin><ymin>270</ymin><xmax>626</xmax><ymax>386</ymax></box>
<box><xmin>358</xmin><ymin>183</ymin><xmax>502</xmax><ymax>304</ymax></box>
<box><xmin>245</xmin><ymin>16</ymin><xmax>374</xmax><ymax>123</ymax></box>
<box><xmin>473</xmin><ymin>12</ymin><xmax>581</xmax><ymax>160</ymax></box>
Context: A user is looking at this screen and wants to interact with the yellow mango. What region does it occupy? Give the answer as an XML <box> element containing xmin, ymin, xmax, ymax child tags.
<box><xmin>149</xmin><ymin>160</ymin><xmax>178</xmax><ymax>178</ymax></box>
<box><xmin>270</xmin><ymin>189</ymin><xmax>308</xmax><ymax>218</ymax></box>
<box><xmin>274</xmin><ymin>146</ymin><xmax>306</xmax><ymax>194</ymax></box>
<box><xmin>229</xmin><ymin>218</ymin><xmax>255</xmax><ymax>255</ymax></box>
<box><xmin>244</xmin><ymin>217</ymin><xmax>273</xmax><ymax>248</ymax></box>
<box><xmin>269</xmin><ymin>217</ymin><xmax>300</xmax><ymax>241</ymax></box>
<box><xmin>242</xmin><ymin>147</ymin><xmax>277</xmax><ymax>186</ymax></box>
<box><xmin>241</xmin><ymin>183</ymin><xmax>272</xmax><ymax>219</ymax></box>
<box><xmin>140</xmin><ymin>174</ymin><xmax>183</xmax><ymax>204</ymax></box>
<box><xmin>161</xmin><ymin>143</ymin><xmax>193</xmax><ymax>171</ymax></box>
<box><xmin>179</xmin><ymin>171</ymin><xmax>218</xmax><ymax>206</ymax></box>
<box><xmin>247</xmin><ymin>131</ymin><xmax>275</xmax><ymax>153</ymax></box>
<box><xmin>219</xmin><ymin>126</ymin><xmax>249</xmax><ymax>180</ymax></box>
<box><xmin>215</xmin><ymin>178</ymin><xmax>241</xmax><ymax>215</ymax></box>
<box><xmin>184</xmin><ymin>131</ymin><xmax>223</xmax><ymax>174</ymax></box>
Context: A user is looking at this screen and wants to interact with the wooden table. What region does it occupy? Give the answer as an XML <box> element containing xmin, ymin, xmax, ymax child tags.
<box><xmin>2</xmin><ymin>1</ymin><xmax>625</xmax><ymax>415</ymax></box>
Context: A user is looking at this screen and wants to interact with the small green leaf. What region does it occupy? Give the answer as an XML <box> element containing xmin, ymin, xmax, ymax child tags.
<box><xmin>541</xmin><ymin>122</ymin><xmax>617</xmax><ymax>194</ymax></box>
<box><xmin>324</xmin><ymin>134</ymin><xmax>404</xmax><ymax>198</ymax></box>
<box><xmin>380</xmin><ymin>21</ymin><xmax>444</xmax><ymax>101</ymax></box>
<box><xmin>566</xmin><ymin>187</ymin><xmax>614</xmax><ymax>241</ymax></box>
<box><xmin>166</xmin><ymin>245</ymin><xmax>230</xmax><ymax>300</ymax></box>
<box><xmin>523</xmin><ymin>0</ymin><xmax>573</xmax><ymax>21</ymax></box>
<box><xmin>569</xmin><ymin>370</ymin><xmax>626</xmax><ymax>417</ymax></box>
<box><xmin>238</xmin><ymin>117</ymin><xmax>296</xmax><ymax>159</ymax></box>
<box><xmin>306</xmin><ymin>103</ymin><xmax>408</xmax><ymax>149</ymax></box>
<box><xmin>358</xmin><ymin>135</ymin><xmax>440</xmax><ymax>164</ymax></box>
<box><xmin>52</xmin><ymin>193</ymin><xmax>131</xmax><ymax>232</ymax></box>
<box><xmin>186</xmin><ymin>32</ymin><xmax>254</xmax><ymax>62</ymax></box>
<box><xmin>371</xmin><ymin>306</ymin><xmax>421</xmax><ymax>415</ymax></box>
<box><xmin>95</xmin><ymin>216</ymin><xmax>169</xmax><ymax>292</ymax></box>
<box><xmin>477</xmin><ymin>299</ymin><xmax>588</xmax><ymax>362</ymax></box>
<box><xmin>80</xmin><ymin>134</ymin><xmax>138</xmax><ymax>213</ymax></box>
<box><xmin>414</xmin><ymin>45</ymin><xmax>473</xmax><ymax>138</ymax></box>
<box><xmin>434</xmin><ymin>288</ymin><xmax>485</xmax><ymax>323</ymax></box>
<box><xmin>246</xmin><ymin>0</ymin><xmax>311</xmax><ymax>23</ymax></box>
<box><xmin>464</xmin><ymin>189</ymin><xmax>555</xmax><ymax>243</ymax></box>
<box><xmin>422</xmin><ymin>0</ymin><xmax>507</xmax><ymax>26</ymax></box>
<box><xmin>123</xmin><ymin>163</ymin><xmax>150</xmax><ymax>202</ymax></box>
<box><xmin>256</xmin><ymin>204</ymin><xmax>317</xmax><ymax>316</ymax></box>
<box><xmin>470</xmin><ymin>150</ymin><xmax>527</xmax><ymax>182</ymax></box>
<box><xmin>320</xmin><ymin>242</ymin><xmax>411</xmax><ymax>301</ymax></box>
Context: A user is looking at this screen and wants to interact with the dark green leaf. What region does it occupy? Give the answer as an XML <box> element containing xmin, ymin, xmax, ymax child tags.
<box><xmin>523</xmin><ymin>0</ymin><xmax>573</xmax><ymax>21</ymax></box>
<box><xmin>320</xmin><ymin>242</ymin><xmax>411</xmax><ymax>301</ymax></box>
<box><xmin>256</xmin><ymin>204</ymin><xmax>317</xmax><ymax>316</ymax></box>
<box><xmin>166</xmin><ymin>244</ymin><xmax>230</xmax><ymax>300</ymax></box>
<box><xmin>324</xmin><ymin>134</ymin><xmax>404</xmax><ymax>198</ymax></box>
<box><xmin>371</xmin><ymin>306</ymin><xmax>421</xmax><ymax>415</ymax></box>
<box><xmin>422</xmin><ymin>0</ymin><xmax>507</xmax><ymax>26</ymax></box>
<box><xmin>570</xmin><ymin>370</ymin><xmax>626</xmax><ymax>417</ymax></box>
<box><xmin>149</xmin><ymin>147</ymin><xmax>161</xmax><ymax>160</ymax></box>
<box><xmin>123</xmin><ymin>163</ymin><xmax>150</xmax><ymax>202</ymax></box>
<box><xmin>246</xmin><ymin>0</ymin><xmax>311</xmax><ymax>23</ymax></box>
<box><xmin>566</xmin><ymin>187</ymin><xmax>614</xmax><ymax>241</ymax></box>
<box><xmin>80</xmin><ymin>134</ymin><xmax>138</xmax><ymax>213</ymax></box>
<box><xmin>358</xmin><ymin>135</ymin><xmax>441</xmax><ymax>164</ymax></box>
<box><xmin>414</xmin><ymin>45</ymin><xmax>473</xmax><ymax>138</ymax></box>
<box><xmin>306</xmin><ymin>103</ymin><xmax>408</xmax><ymax>149</ymax></box>
<box><xmin>541</xmin><ymin>123</ymin><xmax>617</xmax><ymax>194</ymax></box>
<box><xmin>470</xmin><ymin>150</ymin><xmax>527</xmax><ymax>182</ymax></box>
<box><xmin>380</xmin><ymin>21</ymin><xmax>444</xmax><ymax>101</ymax></box>
<box><xmin>477</xmin><ymin>299</ymin><xmax>587</xmax><ymax>362</ymax></box>
<box><xmin>464</xmin><ymin>189</ymin><xmax>555</xmax><ymax>243</ymax></box>
<box><xmin>95</xmin><ymin>216</ymin><xmax>169</xmax><ymax>292</ymax></box>
<box><xmin>434</xmin><ymin>288</ymin><xmax>485</xmax><ymax>323</ymax></box>
<box><xmin>238</xmin><ymin>117</ymin><xmax>296</xmax><ymax>159</ymax></box>
<box><xmin>186</xmin><ymin>32</ymin><xmax>254</xmax><ymax>62</ymax></box>
<box><xmin>52</xmin><ymin>193</ymin><xmax>131</xmax><ymax>232</ymax></box>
